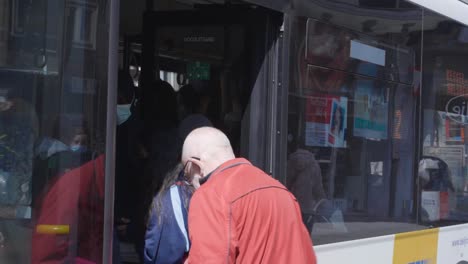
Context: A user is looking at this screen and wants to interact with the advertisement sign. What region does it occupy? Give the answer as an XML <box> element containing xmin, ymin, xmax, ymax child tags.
<box><xmin>315</xmin><ymin>235</ymin><xmax>395</xmax><ymax>264</ymax></box>
<box><xmin>445</xmin><ymin>94</ymin><xmax>468</xmax><ymax>125</ymax></box>
<box><xmin>437</xmin><ymin>224</ymin><xmax>468</xmax><ymax>263</ymax></box>
<box><xmin>421</xmin><ymin>191</ymin><xmax>450</xmax><ymax>222</ymax></box>
<box><xmin>423</xmin><ymin>146</ymin><xmax>465</xmax><ymax>171</ymax></box>
<box><xmin>305</xmin><ymin>95</ymin><xmax>347</xmax><ymax>148</ymax></box>
<box><xmin>314</xmin><ymin>224</ymin><xmax>468</xmax><ymax>264</ymax></box>
<box><xmin>353</xmin><ymin>81</ymin><xmax>388</xmax><ymax>140</ymax></box>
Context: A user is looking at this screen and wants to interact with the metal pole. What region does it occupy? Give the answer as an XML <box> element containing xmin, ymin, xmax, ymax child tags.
<box><xmin>103</xmin><ymin>0</ymin><xmax>119</xmax><ymax>262</ymax></box>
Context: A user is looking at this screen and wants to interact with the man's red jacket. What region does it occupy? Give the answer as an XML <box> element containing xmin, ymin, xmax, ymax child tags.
<box><xmin>187</xmin><ymin>158</ymin><xmax>317</xmax><ymax>264</ymax></box>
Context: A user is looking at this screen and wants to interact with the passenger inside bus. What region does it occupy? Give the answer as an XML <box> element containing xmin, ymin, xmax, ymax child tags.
<box><xmin>178</xmin><ymin>83</ymin><xmax>211</xmax><ymax>121</ymax></box>
<box><xmin>115</xmin><ymin>69</ymin><xmax>250</xmax><ymax>263</ymax></box>
<box><xmin>139</xmin><ymin>80</ymin><xmax>180</xmax><ymax>258</ymax></box>
<box><xmin>113</xmin><ymin>3</ymin><xmax>281</xmax><ymax>263</ymax></box>
<box><xmin>115</xmin><ymin>70</ymin><xmax>145</xmax><ymax>262</ymax></box>
<box><xmin>144</xmin><ymin>114</ymin><xmax>212</xmax><ymax>264</ymax></box>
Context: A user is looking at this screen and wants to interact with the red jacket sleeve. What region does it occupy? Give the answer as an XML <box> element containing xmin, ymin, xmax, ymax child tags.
<box><xmin>187</xmin><ymin>189</ymin><xmax>236</xmax><ymax>264</ymax></box>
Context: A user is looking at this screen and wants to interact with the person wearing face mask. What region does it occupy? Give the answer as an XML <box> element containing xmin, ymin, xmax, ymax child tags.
<box><xmin>62</xmin><ymin>125</ymin><xmax>94</xmax><ymax>174</ymax></box>
<box><xmin>117</xmin><ymin>103</ymin><xmax>132</xmax><ymax>126</ymax></box>
<box><xmin>114</xmin><ymin>70</ymin><xmax>146</xmax><ymax>263</ymax></box>
<box><xmin>68</xmin><ymin>127</ymin><xmax>90</xmax><ymax>153</ymax></box>
<box><xmin>181</xmin><ymin>127</ymin><xmax>317</xmax><ymax>264</ymax></box>
<box><xmin>33</xmin><ymin>117</ymin><xmax>93</xmax><ymax>204</ymax></box>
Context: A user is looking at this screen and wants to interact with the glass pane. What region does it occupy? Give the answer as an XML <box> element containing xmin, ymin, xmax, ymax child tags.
<box><xmin>420</xmin><ymin>10</ymin><xmax>468</xmax><ymax>226</ymax></box>
<box><xmin>285</xmin><ymin>1</ymin><xmax>424</xmax><ymax>245</ymax></box>
<box><xmin>0</xmin><ymin>0</ymin><xmax>111</xmax><ymax>262</ymax></box>
<box><xmin>305</xmin><ymin>19</ymin><xmax>415</xmax><ymax>84</ymax></box>
<box><xmin>287</xmin><ymin>66</ymin><xmax>418</xmax><ymax>244</ymax></box>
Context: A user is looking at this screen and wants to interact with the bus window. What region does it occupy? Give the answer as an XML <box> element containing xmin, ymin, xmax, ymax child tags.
<box><xmin>283</xmin><ymin>0</ymin><xmax>468</xmax><ymax>247</ymax></box>
<box><xmin>284</xmin><ymin>4</ymin><xmax>423</xmax><ymax>245</ymax></box>
<box><xmin>420</xmin><ymin>10</ymin><xmax>468</xmax><ymax>227</ymax></box>
<box><xmin>0</xmin><ymin>0</ymin><xmax>113</xmax><ymax>262</ymax></box>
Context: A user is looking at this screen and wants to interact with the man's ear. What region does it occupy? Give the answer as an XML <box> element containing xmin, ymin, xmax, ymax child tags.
<box><xmin>188</xmin><ymin>157</ymin><xmax>204</xmax><ymax>176</ymax></box>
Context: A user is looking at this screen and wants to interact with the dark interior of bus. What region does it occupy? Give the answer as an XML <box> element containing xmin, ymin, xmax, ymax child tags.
<box><xmin>121</xmin><ymin>1</ymin><xmax>282</xmax><ymax>159</ymax></box>
<box><xmin>116</xmin><ymin>1</ymin><xmax>282</xmax><ymax>262</ymax></box>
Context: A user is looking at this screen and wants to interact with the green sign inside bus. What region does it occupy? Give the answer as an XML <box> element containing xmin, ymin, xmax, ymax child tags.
<box><xmin>187</xmin><ymin>61</ymin><xmax>210</xmax><ymax>80</ymax></box>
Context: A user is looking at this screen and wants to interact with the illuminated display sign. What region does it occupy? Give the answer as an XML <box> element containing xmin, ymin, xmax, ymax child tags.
<box><xmin>187</xmin><ymin>61</ymin><xmax>210</xmax><ymax>80</ymax></box>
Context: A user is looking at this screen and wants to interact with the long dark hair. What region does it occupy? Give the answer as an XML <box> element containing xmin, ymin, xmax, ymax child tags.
<box><xmin>150</xmin><ymin>163</ymin><xmax>194</xmax><ymax>226</ymax></box>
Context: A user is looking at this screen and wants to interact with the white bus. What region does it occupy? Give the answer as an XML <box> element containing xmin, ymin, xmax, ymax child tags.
<box><xmin>1</xmin><ymin>0</ymin><xmax>468</xmax><ymax>263</ymax></box>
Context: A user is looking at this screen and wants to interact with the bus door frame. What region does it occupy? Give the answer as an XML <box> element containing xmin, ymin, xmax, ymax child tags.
<box><xmin>140</xmin><ymin>6</ymin><xmax>284</xmax><ymax>173</ymax></box>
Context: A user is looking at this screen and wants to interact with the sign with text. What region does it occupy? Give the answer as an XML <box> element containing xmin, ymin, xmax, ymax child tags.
<box><xmin>445</xmin><ymin>94</ymin><xmax>468</xmax><ymax>124</ymax></box>
<box><xmin>305</xmin><ymin>95</ymin><xmax>347</xmax><ymax>148</ymax></box>
<box><xmin>187</xmin><ymin>61</ymin><xmax>210</xmax><ymax>80</ymax></box>
<box><xmin>354</xmin><ymin>80</ymin><xmax>389</xmax><ymax>140</ymax></box>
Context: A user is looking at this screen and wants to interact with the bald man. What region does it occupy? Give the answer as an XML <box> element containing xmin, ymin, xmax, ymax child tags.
<box><xmin>182</xmin><ymin>127</ymin><xmax>316</xmax><ymax>264</ymax></box>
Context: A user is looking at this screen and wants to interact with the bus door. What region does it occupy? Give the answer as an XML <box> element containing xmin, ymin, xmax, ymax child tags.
<box><xmin>140</xmin><ymin>6</ymin><xmax>283</xmax><ymax>171</ymax></box>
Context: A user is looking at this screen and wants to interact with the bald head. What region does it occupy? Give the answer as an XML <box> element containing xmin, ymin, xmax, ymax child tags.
<box><xmin>182</xmin><ymin>127</ymin><xmax>235</xmax><ymax>178</ymax></box>
<box><xmin>183</xmin><ymin>127</ymin><xmax>234</xmax><ymax>162</ymax></box>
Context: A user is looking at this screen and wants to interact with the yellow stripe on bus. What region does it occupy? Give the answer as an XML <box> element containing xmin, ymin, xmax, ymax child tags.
<box><xmin>393</xmin><ymin>228</ymin><xmax>439</xmax><ymax>264</ymax></box>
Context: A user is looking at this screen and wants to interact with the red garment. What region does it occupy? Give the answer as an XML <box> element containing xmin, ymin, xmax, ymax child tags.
<box><xmin>187</xmin><ymin>158</ymin><xmax>317</xmax><ymax>264</ymax></box>
<box><xmin>31</xmin><ymin>155</ymin><xmax>105</xmax><ymax>264</ymax></box>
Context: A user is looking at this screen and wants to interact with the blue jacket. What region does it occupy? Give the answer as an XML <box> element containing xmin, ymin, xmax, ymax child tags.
<box><xmin>144</xmin><ymin>184</ymin><xmax>192</xmax><ymax>264</ymax></box>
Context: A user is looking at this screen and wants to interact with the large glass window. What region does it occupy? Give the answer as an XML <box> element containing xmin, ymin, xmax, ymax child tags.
<box><xmin>420</xmin><ymin>11</ymin><xmax>468</xmax><ymax>227</ymax></box>
<box><xmin>0</xmin><ymin>0</ymin><xmax>112</xmax><ymax>262</ymax></box>
<box><xmin>284</xmin><ymin>0</ymin><xmax>468</xmax><ymax>246</ymax></box>
<box><xmin>284</xmin><ymin>0</ymin><xmax>424</xmax><ymax>245</ymax></box>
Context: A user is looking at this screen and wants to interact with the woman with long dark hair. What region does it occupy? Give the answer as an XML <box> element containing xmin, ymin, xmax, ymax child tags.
<box><xmin>144</xmin><ymin>114</ymin><xmax>212</xmax><ymax>264</ymax></box>
<box><xmin>144</xmin><ymin>163</ymin><xmax>194</xmax><ymax>264</ymax></box>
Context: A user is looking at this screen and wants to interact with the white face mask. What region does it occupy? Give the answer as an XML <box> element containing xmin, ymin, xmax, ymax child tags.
<box><xmin>117</xmin><ymin>104</ymin><xmax>131</xmax><ymax>125</ymax></box>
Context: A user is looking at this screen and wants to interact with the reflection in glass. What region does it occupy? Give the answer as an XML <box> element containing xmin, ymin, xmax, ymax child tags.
<box><xmin>0</xmin><ymin>0</ymin><xmax>110</xmax><ymax>262</ymax></box>
<box><xmin>421</xmin><ymin>11</ymin><xmax>468</xmax><ymax>226</ymax></box>
<box><xmin>285</xmin><ymin>3</ymin><xmax>422</xmax><ymax>243</ymax></box>
<box><xmin>285</xmin><ymin>1</ymin><xmax>468</xmax><ymax>246</ymax></box>
<box><xmin>288</xmin><ymin>65</ymin><xmax>417</xmax><ymax>244</ymax></box>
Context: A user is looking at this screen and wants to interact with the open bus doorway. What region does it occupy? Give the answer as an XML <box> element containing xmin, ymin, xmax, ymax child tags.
<box><xmin>117</xmin><ymin>3</ymin><xmax>282</xmax><ymax>263</ymax></box>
